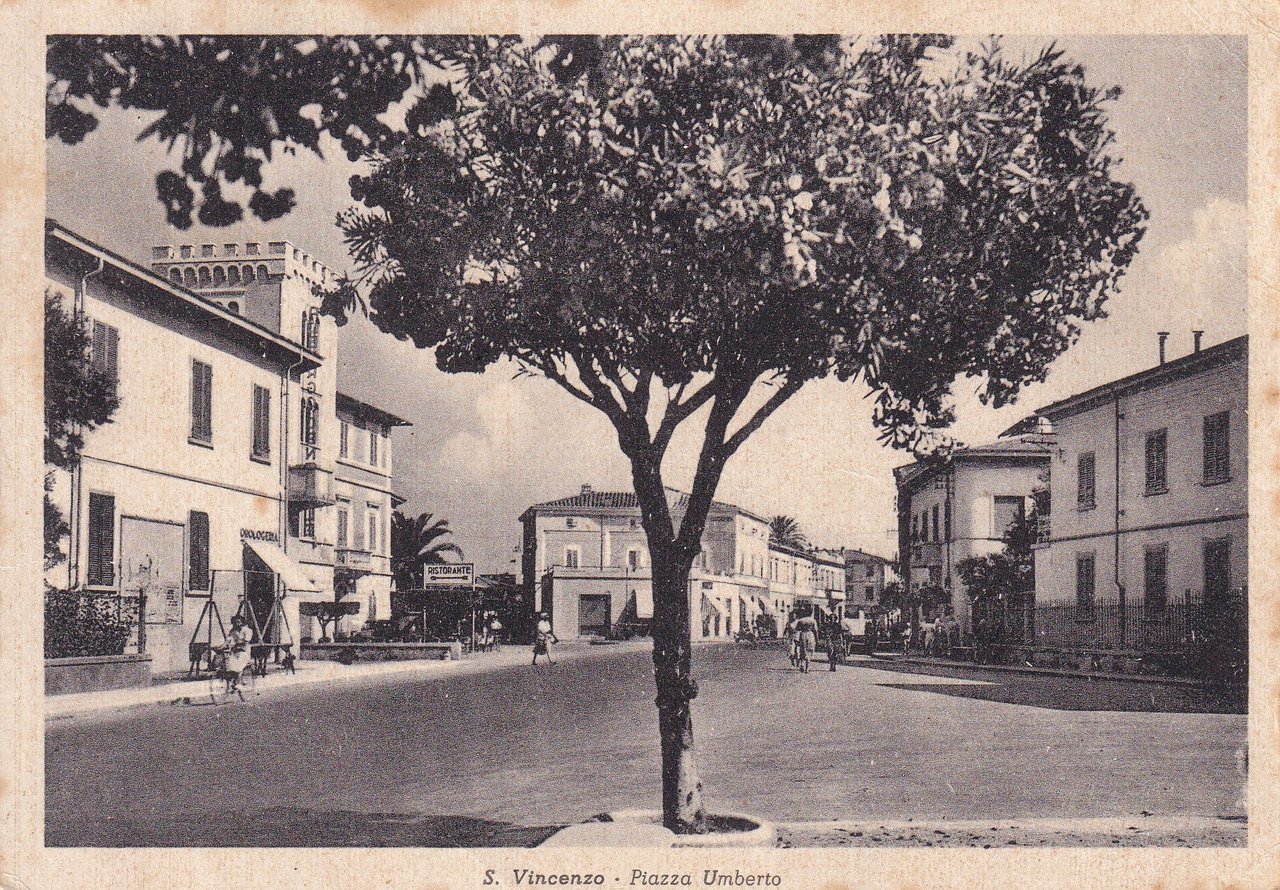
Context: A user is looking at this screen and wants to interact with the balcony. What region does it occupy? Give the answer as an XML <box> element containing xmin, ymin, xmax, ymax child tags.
<box><xmin>288</xmin><ymin>463</ymin><xmax>335</xmax><ymax>506</ymax></box>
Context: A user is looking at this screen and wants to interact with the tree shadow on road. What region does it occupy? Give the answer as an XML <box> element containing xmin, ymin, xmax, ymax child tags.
<box><xmin>865</xmin><ymin>664</ymin><xmax>1244</xmax><ymax>714</ymax></box>
<box><xmin>46</xmin><ymin>807</ymin><xmax>565</xmax><ymax>847</ymax></box>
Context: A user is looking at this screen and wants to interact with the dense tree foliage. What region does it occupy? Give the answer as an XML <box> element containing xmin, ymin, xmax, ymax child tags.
<box><xmin>46</xmin><ymin>36</ymin><xmax>463</xmax><ymax>228</ymax></box>
<box><xmin>44</xmin><ymin>290</ymin><xmax>119</xmax><ymax>567</ymax></box>
<box><xmin>768</xmin><ymin>515</ymin><xmax>808</xmax><ymax>551</ymax></box>
<box><xmin>322</xmin><ymin>34</ymin><xmax>1146</xmax><ymax>832</ymax></box>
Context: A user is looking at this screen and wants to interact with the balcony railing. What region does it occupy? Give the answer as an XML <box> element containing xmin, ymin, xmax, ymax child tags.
<box><xmin>288</xmin><ymin>462</ymin><xmax>334</xmax><ymax>506</ymax></box>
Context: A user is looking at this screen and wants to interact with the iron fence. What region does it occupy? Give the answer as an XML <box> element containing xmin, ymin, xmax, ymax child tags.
<box><xmin>990</xmin><ymin>594</ymin><xmax>1210</xmax><ymax>651</ymax></box>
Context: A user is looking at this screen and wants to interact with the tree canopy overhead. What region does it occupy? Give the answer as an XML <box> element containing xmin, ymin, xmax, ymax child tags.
<box><xmin>331</xmin><ymin>35</ymin><xmax>1146</xmax><ymax>457</ymax></box>
<box><xmin>46</xmin><ymin>35</ymin><xmax>461</xmax><ymax>228</ymax></box>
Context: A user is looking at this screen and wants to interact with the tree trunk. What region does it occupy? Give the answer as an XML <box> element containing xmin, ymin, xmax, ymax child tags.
<box><xmin>650</xmin><ymin>549</ymin><xmax>707</xmax><ymax>834</ymax></box>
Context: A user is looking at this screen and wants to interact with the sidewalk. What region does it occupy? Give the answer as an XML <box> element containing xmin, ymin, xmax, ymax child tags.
<box><xmin>776</xmin><ymin>815</ymin><xmax>1247</xmax><ymax>847</ymax></box>
<box><xmin>871</xmin><ymin>652</ymin><xmax>1207</xmax><ymax>687</ymax></box>
<box><xmin>46</xmin><ymin>639</ymin><xmax>651</xmax><ymax>721</ymax></box>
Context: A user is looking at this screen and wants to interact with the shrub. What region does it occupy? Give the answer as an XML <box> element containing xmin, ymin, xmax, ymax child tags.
<box><xmin>44</xmin><ymin>586</ymin><xmax>134</xmax><ymax>658</ymax></box>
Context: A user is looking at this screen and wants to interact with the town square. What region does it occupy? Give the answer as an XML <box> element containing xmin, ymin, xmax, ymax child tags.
<box><xmin>31</xmin><ymin>31</ymin><xmax>1254</xmax><ymax>858</ymax></box>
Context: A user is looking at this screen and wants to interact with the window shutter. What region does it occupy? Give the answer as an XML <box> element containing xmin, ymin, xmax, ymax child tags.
<box><xmin>105</xmin><ymin>324</ymin><xmax>118</xmax><ymax>391</ymax></box>
<box><xmin>336</xmin><ymin>509</ymin><xmax>348</xmax><ymax>548</ymax></box>
<box><xmin>87</xmin><ymin>493</ymin><xmax>115</xmax><ymax>586</ymax></box>
<box><xmin>251</xmin><ymin>385</ymin><xmax>271</xmax><ymax>458</ymax></box>
<box><xmin>353</xmin><ymin>508</ymin><xmax>364</xmax><ymax>550</ymax></box>
<box><xmin>191</xmin><ymin>360</ymin><xmax>213</xmax><ymax>441</ymax></box>
<box><xmin>188</xmin><ymin>511</ymin><xmax>210</xmax><ymax>590</ymax></box>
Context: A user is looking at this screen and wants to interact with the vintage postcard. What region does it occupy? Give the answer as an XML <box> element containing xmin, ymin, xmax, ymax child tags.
<box><xmin>3</xmin><ymin>2</ymin><xmax>1277</xmax><ymax>888</ymax></box>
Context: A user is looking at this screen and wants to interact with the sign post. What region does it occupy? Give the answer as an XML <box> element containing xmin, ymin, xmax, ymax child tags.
<box><xmin>422</xmin><ymin>563</ymin><xmax>475</xmax><ymax>587</ymax></box>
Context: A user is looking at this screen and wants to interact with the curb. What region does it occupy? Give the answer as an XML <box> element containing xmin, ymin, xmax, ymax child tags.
<box><xmin>869</xmin><ymin>653</ymin><xmax>1209</xmax><ymax>688</ymax></box>
<box><xmin>540</xmin><ymin>810</ymin><xmax>777</xmax><ymax>848</ymax></box>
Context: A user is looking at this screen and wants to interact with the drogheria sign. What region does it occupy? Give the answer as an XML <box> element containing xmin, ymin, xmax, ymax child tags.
<box><xmin>423</xmin><ymin>563</ymin><xmax>475</xmax><ymax>586</ymax></box>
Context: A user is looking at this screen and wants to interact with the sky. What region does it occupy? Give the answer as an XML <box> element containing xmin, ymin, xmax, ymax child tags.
<box><xmin>46</xmin><ymin>35</ymin><xmax>1248</xmax><ymax>574</ymax></box>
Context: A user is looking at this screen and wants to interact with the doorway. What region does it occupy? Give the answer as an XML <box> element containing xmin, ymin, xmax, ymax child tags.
<box><xmin>578</xmin><ymin>594</ymin><xmax>611</xmax><ymax>637</ymax></box>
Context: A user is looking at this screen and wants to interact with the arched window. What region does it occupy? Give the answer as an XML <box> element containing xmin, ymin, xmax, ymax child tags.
<box><xmin>227</xmin><ymin>301</ymin><xmax>240</xmax><ymax>314</ymax></box>
<box><xmin>168</xmin><ymin>268</ymin><xmax>181</xmax><ymax>283</ymax></box>
<box><xmin>301</xmin><ymin>309</ymin><xmax>320</xmax><ymax>351</ymax></box>
<box><xmin>183</xmin><ymin>268</ymin><xmax>196</xmax><ymax>286</ymax></box>
<box><xmin>213</xmin><ymin>266</ymin><xmax>226</xmax><ymax>285</ymax></box>
<box><xmin>228</xmin><ymin>266</ymin><xmax>240</xmax><ymax>284</ymax></box>
<box><xmin>243</xmin><ymin>265</ymin><xmax>255</xmax><ymax>282</ymax></box>
<box><xmin>256</xmin><ymin>264</ymin><xmax>269</xmax><ymax>280</ymax></box>
<box><xmin>198</xmin><ymin>266</ymin><xmax>212</xmax><ymax>285</ymax></box>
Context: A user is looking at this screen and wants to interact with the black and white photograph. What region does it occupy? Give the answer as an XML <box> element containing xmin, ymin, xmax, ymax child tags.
<box><xmin>6</xmin><ymin>9</ymin><xmax>1277</xmax><ymax>886</ymax></box>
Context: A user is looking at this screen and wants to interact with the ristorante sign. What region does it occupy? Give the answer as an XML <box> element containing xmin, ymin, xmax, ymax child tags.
<box><xmin>423</xmin><ymin>563</ymin><xmax>475</xmax><ymax>586</ymax></box>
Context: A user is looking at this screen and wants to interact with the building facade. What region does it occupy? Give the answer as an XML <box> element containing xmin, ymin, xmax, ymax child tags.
<box><xmin>520</xmin><ymin>486</ymin><xmax>845</xmax><ymax>641</ymax></box>
<box><xmin>1031</xmin><ymin>335</ymin><xmax>1247</xmax><ymax>643</ymax></box>
<box><xmin>330</xmin><ymin>393</ymin><xmax>410</xmax><ymax>634</ymax></box>
<box><xmin>835</xmin><ymin>548</ymin><xmax>890</xmax><ymax>609</ymax></box>
<box><xmin>45</xmin><ymin>222</ymin><xmax>410</xmax><ymax>674</ymax></box>
<box><xmin>894</xmin><ymin>432</ymin><xmax>1052</xmax><ymax>630</ymax></box>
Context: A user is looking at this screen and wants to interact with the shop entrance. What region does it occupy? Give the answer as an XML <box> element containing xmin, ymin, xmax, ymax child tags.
<box><xmin>578</xmin><ymin>594</ymin><xmax>611</xmax><ymax>637</ymax></box>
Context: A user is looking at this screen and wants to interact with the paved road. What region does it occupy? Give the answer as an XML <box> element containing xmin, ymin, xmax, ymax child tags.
<box><xmin>45</xmin><ymin>643</ymin><xmax>1246</xmax><ymax>846</ymax></box>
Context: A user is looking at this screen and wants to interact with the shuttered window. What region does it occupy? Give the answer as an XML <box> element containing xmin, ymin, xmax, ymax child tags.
<box><xmin>336</xmin><ymin>505</ymin><xmax>349</xmax><ymax>548</ymax></box>
<box><xmin>188</xmin><ymin>511</ymin><xmax>209</xmax><ymax>591</ymax></box>
<box><xmin>1203</xmin><ymin>411</ymin><xmax>1230</xmax><ymax>483</ymax></box>
<box><xmin>190</xmin><ymin>359</ymin><xmax>213</xmax><ymax>443</ymax></box>
<box><xmin>86</xmin><ymin>492</ymin><xmax>115</xmax><ymax>586</ymax></box>
<box><xmin>352</xmin><ymin>506</ymin><xmax>364</xmax><ymax>551</ymax></box>
<box><xmin>251</xmin><ymin>384</ymin><xmax>271</xmax><ymax>460</ymax></box>
<box><xmin>369</xmin><ymin>430</ymin><xmax>379</xmax><ymax>466</ymax></box>
<box><xmin>91</xmin><ymin>320</ymin><xmax>119</xmax><ymax>397</ymax></box>
<box><xmin>1077</xmin><ymin>452</ymin><xmax>1096</xmax><ymax>509</ymax></box>
<box><xmin>1145</xmin><ymin>429</ymin><xmax>1168</xmax><ymax>494</ymax></box>
<box><xmin>339</xmin><ymin>421</ymin><xmax>349</xmax><ymax>458</ymax></box>
<box><xmin>1075</xmin><ymin>553</ymin><xmax>1095</xmax><ymax>618</ymax></box>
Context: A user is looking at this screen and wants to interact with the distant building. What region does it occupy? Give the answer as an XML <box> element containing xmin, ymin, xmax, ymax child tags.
<box><xmin>1031</xmin><ymin>335</ymin><xmax>1247</xmax><ymax>639</ymax></box>
<box><xmin>834</xmin><ymin>548</ymin><xmax>890</xmax><ymax>608</ymax></box>
<box><xmin>519</xmin><ymin>485</ymin><xmax>845</xmax><ymax>641</ymax></box>
<box><xmin>893</xmin><ymin>431</ymin><xmax>1053</xmax><ymax>630</ymax></box>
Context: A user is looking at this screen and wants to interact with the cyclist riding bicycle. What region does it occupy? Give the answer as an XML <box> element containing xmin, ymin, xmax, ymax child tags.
<box><xmin>793</xmin><ymin>613</ymin><xmax>818</xmax><ymax>672</ymax></box>
<box><xmin>212</xmin><ymin>615</ymin><xmax>254</xmax><ymax>696</ymax></box>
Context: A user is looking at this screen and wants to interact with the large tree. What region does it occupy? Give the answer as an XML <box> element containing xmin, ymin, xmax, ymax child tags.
<box><xmin>322</xmin><ymin>35</ymin><xmax>1146</xmax><ymax>832</ymax></box>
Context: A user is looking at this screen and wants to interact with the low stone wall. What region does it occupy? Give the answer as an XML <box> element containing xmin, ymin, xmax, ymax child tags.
<box><xmin>301</xmin><ymin>641</ymin><xmax>462</xmax><ymax>663</ymax></box>
<box><xmin>45</xmin><ymin>654</ymin><xmax>153</xmax><ymax>695</ymax></box>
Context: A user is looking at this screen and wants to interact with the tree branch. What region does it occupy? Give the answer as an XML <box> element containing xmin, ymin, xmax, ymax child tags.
<box><xmin>652</xmin><ymin>377</ymin><xmax>718</xmax><ymax>457</ymax></box>
<box><xmin>525</xmin><ymin>356</ymin><xmax>600</xmax><ymax>413</ymax></box>
<box><xmin>721</xmin><ymin>376</ymin><xmax>805</xmax><ymax>457</ymax></box>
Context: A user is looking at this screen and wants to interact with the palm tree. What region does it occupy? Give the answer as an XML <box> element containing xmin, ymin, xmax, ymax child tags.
<box><xmin>768</xmin><ymin>515</ymin><xmax>807</xmax><ymax>551</ymax></box>
<box><xmin>392</xmin><ymin>511</ymin><xmax>464</xmax><ymax>590</ymax></box>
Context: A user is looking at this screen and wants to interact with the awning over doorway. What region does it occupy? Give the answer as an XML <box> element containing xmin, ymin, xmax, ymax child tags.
<box><xmin>243</xmin><ymin>539</ymin><xmax>322</xmax><ymax>593</ymax></box>
<box><xmin>755</xmin><ymin>596</ymin><xmax>779</xmax><ymax>619</ymax></box>
<box><xmin>632</xmin><ymin>587</ymin><xmax>654</xmax><ymax>620</ymax></box>
<box><xmin>701</xmin><ymin>594</ymin><xmax>728</xmax><ymax>620</ymax></box>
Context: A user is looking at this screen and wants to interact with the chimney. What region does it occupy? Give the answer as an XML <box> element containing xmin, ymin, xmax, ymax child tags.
<box><xmin>580</xmin><ymin>483</ymin><xmax>593</xmax><ymax>495</ymax></box>
<box><xmin>1157</xmin><ymin>331</ymin><xmax>1170</xmax><ymax>365</ymax></box>
<box><xmin>1193</xmin><ymin>330</ymin><xmax>1204</xmax><ymax>353</ymax></box>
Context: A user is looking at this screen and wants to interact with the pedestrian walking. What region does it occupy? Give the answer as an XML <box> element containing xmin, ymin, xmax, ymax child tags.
<box><xmin>488</xmin><ymin>613</ymin><xmax>504</xmax><ymax>650</ymax></box>
<box><xmin>923</xmin><ymin>619</ymin><xmax>936</xmax><ymax>657</ymax></box>
<box><xmin>532</xmin><ymin>613</ymin><xmax>557</xmax><ymax>666</ymax></box>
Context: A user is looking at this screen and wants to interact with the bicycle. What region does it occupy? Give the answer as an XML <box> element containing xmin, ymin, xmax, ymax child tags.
<box><xmin>796</xmin><ymin>636</ymin><xmax>811</xmax><ymax>673</ymax></box>
<box><xmin>206</xmin><ymin>647</ymin><xmax>256</xmax><ymax>703</ymax></box>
